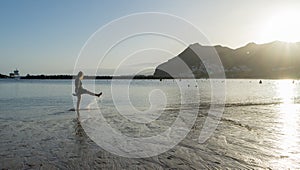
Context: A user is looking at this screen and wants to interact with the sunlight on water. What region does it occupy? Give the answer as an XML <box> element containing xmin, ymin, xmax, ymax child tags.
<box><xmin>274</xmin><ymin>80</ymin><xmax>300</xmax><ymax>168</ymax></box>
<box><xmin>277</xmin><ymin>80</ymin><xmax>294</xmax><ymax>104</ymax></box>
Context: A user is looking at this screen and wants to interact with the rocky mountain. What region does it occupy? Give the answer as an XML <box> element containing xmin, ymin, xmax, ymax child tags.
<box><xmin>154</xmin><ymin>41</ymin><xmax>300</xmax><ymax>78</ymax></box>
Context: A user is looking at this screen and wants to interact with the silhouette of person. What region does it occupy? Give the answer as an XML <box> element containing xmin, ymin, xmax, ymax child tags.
<box><xmin>73</xmin><ymin>71</ymin><xmax>102</xmax><ymax>120</ymax></box>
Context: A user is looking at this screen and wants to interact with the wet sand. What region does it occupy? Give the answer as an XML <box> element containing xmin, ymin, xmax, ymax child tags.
<box><xmin>0</xmin><ymin>107</ymin><xmax>278</xmax><ymax>169</ymax></box>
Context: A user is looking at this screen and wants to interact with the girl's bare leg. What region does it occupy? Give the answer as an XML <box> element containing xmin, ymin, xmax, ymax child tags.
<box><xmin>85</xmin><ymin>90</ymin><xmax>97</xmax><ymax>96</ymax></box>
<box><xmin>83</xmin><ymin>89</ymin><xmax>102</xmax><ymax>97</ymax></box>
<box><xmin>77</xmin><ymin>95</ymin><xmax>81</xmax><ymax>120</ymax></box>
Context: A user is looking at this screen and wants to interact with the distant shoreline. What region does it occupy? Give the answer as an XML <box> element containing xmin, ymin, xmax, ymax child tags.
<box><xmin>0</xmin><ymin>74</ymin><xmax>171</xmax><ymax>80</ymax></box>
<box><xmin>0</xmin><ymin>74</ymin><xmax>298</xmax><ymax>80</ymax></box>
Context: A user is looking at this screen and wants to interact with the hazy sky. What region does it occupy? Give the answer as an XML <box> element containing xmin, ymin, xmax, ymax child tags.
<box><xmin>1</xmin><ymin>0</ymin><xmax>300</xmax><ymax>75</ymax></box>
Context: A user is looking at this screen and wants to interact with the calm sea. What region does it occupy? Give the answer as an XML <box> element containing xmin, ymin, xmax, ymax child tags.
<box><xmin>0</xmin><ymin>79</ymin><xmax>299</xmax><ymax>169</ymax></box>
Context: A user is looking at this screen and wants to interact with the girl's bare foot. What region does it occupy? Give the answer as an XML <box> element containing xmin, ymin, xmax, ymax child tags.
<box><xmin>96</xmin><ymin>92</ymin><xmax>102</xmax><ymax>97</ymax></box>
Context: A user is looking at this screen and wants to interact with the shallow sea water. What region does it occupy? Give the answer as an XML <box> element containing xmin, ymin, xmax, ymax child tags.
<box><xmin>0</xmin><ymin>79</ymin><xmax>300</xmax><ymax>169</ymax></box>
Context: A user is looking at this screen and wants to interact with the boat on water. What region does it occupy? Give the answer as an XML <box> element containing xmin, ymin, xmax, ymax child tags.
<box><xmin>9</xmin><ymin>69</ymin><xmax>20</xmax><ymax>79</ymax></box>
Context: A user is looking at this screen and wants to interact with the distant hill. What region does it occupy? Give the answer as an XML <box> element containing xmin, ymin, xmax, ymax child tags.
<box><xmin>154</xmin><ymin>41</ymin><xmax>300</xmax><ymax>79</ymax></box>
<box><xmin>0</xmin><ymin>74</ymin><xmax>8</xmax><ymax>78</ymax></box>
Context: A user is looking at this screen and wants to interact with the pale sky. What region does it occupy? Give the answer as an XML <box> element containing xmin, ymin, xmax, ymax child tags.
<box><xmin>1</xmin><ymin>0</ymin><xmax>300</xmax><ymax>75</ymax></box>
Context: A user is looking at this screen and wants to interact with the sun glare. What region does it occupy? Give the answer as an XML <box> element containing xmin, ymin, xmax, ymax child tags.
<box><xmin>261</xmin><ymin>10</ymin><xmax>300</xmax><ymax>43</ymax></box>
<box><xmin>277</xmin><ymin>80</ymin><xmax>295</xmax><ymax>104</ymax></box>
<box><xmin>276</xmin><ymin>80</ymin><xmax>300</xmax><ymax>168</ymax></box>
